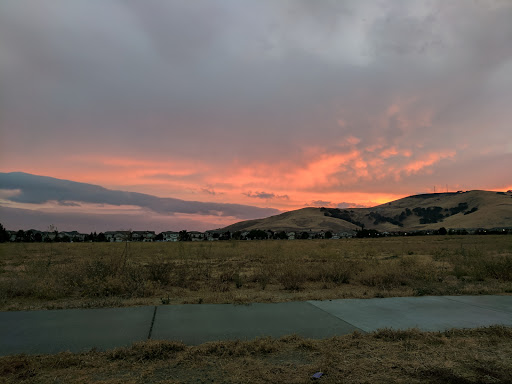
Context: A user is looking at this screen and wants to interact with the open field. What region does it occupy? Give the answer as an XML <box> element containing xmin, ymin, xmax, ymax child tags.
<box><xmin>0</xmin><ymin>236</ymin><xmax>511</xmax><ymax>311</ymax></box>
<box><xmin>1</xmin><ymin>326</ymin><xmax>511</xmax><ymax>383</ymax></box>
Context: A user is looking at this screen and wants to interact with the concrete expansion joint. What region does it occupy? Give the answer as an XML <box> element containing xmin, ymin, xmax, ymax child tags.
<box><xmin>443</xmin><ymin>297</ymin><xmax>512</xmax><ymax>315</ymax></box>
<box><xmin>147</xmin><ymin>306</ymin><xmax>158</xmax><ymax>339</ymax></box>
<box><xmin>306</xmin><ymin>301</ymin><xmax>367</xmax><ymax>334</ymax></box>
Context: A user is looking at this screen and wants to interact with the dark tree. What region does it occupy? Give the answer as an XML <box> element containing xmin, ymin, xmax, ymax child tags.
<box><xmin>325</xmin><ymin>231</ymin><xmax>333</xmax><ymax>239</ymax></box>
<box><xmin>247</xmin><ymin>229</ymin><xmax>268</xmax><ymax>240</ymax></box>
<box><xmin>97</xmin><ymin>232</ymin><xmax>107</xmax><ymax>242</ymax></box>
<box><xmin>219</xmin><ymin>231</ymin><xmax>231</xmax><ymax>240</ymax></box>
<box><xmin>155</xmin><ymin>232</ymin><xmax>164</xmax><ymax>241</ymax></box>
<box><xmin>23</xmin><ymin>230</ymin><xmax>33</xmax><ymax>242</ymax></box>
<box><xmin>356</xmin><ymin>229</ymin><xmax>381</xmax><ymax>238</ymax></box>
<box><xmin>178</xmin><ymin>230</ymin><xmax>191</xmax><ymax>241</ymax></box>
<box><xmin>438</xmin><ymin>227</ymin><xmax>448</xmax><ymax>235</ymax></box>
<box><xmin>0</xmin><ymin>223</ymin><xmax>9</xmax><ymax>242</ymax></box>
<box><xmin>276</xmin><ymin>231</ymin><xmax>287</xmax><ymax>240</ymax></box>
<box><xmin>15</xmin><ymin>230</ymin><xmax>25</xmax><ymax>242</ymax></box>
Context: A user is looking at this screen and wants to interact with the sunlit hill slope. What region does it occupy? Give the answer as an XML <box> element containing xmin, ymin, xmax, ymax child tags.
<box><xmin>218</xmin><ymin>190</ymin><xmax>512</xmax><ymax>233</ymax></box>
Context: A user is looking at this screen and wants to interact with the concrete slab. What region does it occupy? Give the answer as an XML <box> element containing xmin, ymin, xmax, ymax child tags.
<box><xmin>0</xmin><ymin>306</ymin><xmax>154</xmax><ymax>356</ymax></box>
<box><xmin>152</xmin><ymin>302</ymin><xmax>361</xmax><ymax>344</ymax></box>
<box><xmin>444</xmin><ymin>295</ymin><xmax>512</xmax><ymax>314</ymax></box>
<box><xmin>308</xmin><ymin>296</ymin><xmax>512</xmax><ymax>332</ymax></box>
<box><xmin>1</xmin><ymin>296</ymin><xmax>510</xmax><ymax>356</ymax></box>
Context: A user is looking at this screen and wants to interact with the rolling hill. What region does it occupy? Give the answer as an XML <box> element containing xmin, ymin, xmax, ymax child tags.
<box><xmin>218</xmin><ymin>190</ymin><xmax>512</xmax><ymax>233</ymax></box>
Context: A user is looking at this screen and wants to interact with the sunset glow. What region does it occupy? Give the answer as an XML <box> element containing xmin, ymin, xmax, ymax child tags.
<box><xmin>1</xmin><ymin>0</ymin><xmax>511</xmax><ymax>232</ymax></box>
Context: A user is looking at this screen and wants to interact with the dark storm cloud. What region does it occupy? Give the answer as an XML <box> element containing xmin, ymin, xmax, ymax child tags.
<box><xmin>0</xmin><ymin>172</ymin><xmax>279</xmax><ymax>219</ymax></box>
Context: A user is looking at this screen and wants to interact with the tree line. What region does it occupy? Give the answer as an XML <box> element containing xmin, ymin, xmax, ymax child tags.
<box><xmin>1</xmin><ymin>223</ymin><xmax>509</xmax><ymax>243</ymax></box>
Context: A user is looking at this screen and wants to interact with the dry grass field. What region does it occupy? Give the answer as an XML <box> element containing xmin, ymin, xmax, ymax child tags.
<box><xmin>1</xmin><ymin>236</ymin><xmax>511</xmax><ymax>383</ymax></box>
<box><xmin>0</xmin><ymin>236</ymin><xmax>511</xmax><ymax>311</ymax></box>
<box><xmin>1</xmin><ymin>326</ymin><xmax>511</xmax><ymax>383</ymax></box>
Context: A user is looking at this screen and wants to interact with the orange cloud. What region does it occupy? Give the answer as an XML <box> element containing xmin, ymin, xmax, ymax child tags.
<box><xmin>379</xmin><ymin>147</ymin><xmax>412</xmax><ymax>159</ymax></box>
<box><xmin>403</xmin><ymin>151</ymin><xmax>456</xmax><ymax>175</ymax></box>
<box><xmin>290</xmin><ymin>150</ymin><xmax>360</xmax><ymax>188</ymax></box>
<box><xmin>1</xmin><ymin>138</ymin><xmax>468</xmax><ymax>219</ymax></box>
<box><xmin>380</xmin><ymin>147</ymin><xmax>399</xmax><ymax>159</ymax></box>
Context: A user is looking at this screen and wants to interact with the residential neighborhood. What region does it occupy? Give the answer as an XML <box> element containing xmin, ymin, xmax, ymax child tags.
<box><xmin>1</xmin><ymin>222</ymin><xmax>510</xmax><ymax>244</ymax></box>
<box><xmin>0</xmin><ymin>224</ymin><xmax>359</xmax><ymax>243</ymax></box>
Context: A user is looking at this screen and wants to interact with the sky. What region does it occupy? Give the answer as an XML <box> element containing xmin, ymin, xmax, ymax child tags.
<box><xmin>1</xmin><ymin>0</ymin><xmax>511</xmax><ymax>232</ymax></box>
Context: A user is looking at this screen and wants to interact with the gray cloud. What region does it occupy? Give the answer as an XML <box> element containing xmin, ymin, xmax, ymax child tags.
<box><xmin>244</xmin><ymin>191</ymin><xmax>275</xmax><ymax>199</ymax></box>
<box><xmin>58</xmin><ymin>201</ymin><xmax>81</xmax><ymax>207</ymax></box>
<box><xmin>0</xmin><ymin>206</ymin><xmax>220</xmax><ymax>233</ymax></box>
<box><xmin>337</xmin><ymin>202</ymin><xmax>369</xmax><ymax>209</ymax></box>
<box><xmin>0</xmin><ymin>172</ymin><xmax>279</xmax><ymax>220</ymax></box>
<box><xmin>0</xmin><ymin>1</ymin><xmax>511</xmax><ymax>197</ymax></box>
<box><xmin>244</xmin><ymin>191</ymin><xmax>289</xmax><ymax>200</ymax></box>
<box><xmin>311</xmin><ymin>200</ymin><xmax>332</xmax><ymax>207</ymax></box>
<box><xmin>201</xmin><ymin>187</ymin><xmax>218</xmax><ymax>196</ymax></box>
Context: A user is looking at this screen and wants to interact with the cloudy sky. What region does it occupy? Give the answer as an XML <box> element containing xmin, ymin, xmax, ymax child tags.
<box><xmin>1</xmin><ymin>0</ymin><xmax>511</xmax><ymax>232</ymax></box>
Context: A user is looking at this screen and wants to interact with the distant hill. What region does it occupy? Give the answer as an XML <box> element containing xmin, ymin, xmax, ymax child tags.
<box><xmin>217</xmin><ymin>190</ymin><xmax>512</xmax><ymax>233</ymax></box>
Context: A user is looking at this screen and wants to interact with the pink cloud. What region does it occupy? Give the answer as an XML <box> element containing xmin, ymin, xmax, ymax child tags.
<box><xmin>403</xmin><ymin>151</ymin><xmax>456</xmax><ymax>175</ymax></box>
<box><xmin>380</xmin><ymin>147</ymin><xmax>399</xmax><ymax>159</ymax></box>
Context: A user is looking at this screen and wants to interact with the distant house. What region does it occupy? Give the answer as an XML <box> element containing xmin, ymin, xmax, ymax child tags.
<box><xmin>336</xmin><ymin>231</ymin><xmax>355</xmax><ymax>239</ymax></box>
<box><xmin>104</xmin><ymin>231</ymin><xmax>116</xmax><ymax>242</ymax></box>
<box><xmin>313</xmin><ymin>231</ymin><xmax>326</xmax><ymax>239</ymax></box>
<box><xmin>46</xmin><ymin>231</ymin><xmax>58</xmax><ymax>241</ymax></box>
<box><xmin>104</xmin><ymin>231</ymin><xmax>131</xmax><ymax>242</ymax></box>
<box><xmin>205</xmin><ymin>231</ymin><xmax>219</xmax><ymax>241</ymax></box>
<box><xmin>143</xmin><ymin>231</ymin><xmax>156</xmax><ymax>242</ymax></box>
<box><xmin>189</xmin><ymin>231</ymin><xmax>205</xmax><ymax>241</ymax></box>
<box><xmin>57</xmin><ymin>232</ymin><xmax>70</xmax><ymax>241</ymax></box>
<box><xmin>132</xmin><ymin>231</ymin><xmax>155</xmax><ymax>242</ymax></box>
<box><xmin>131</xmin><ymin>231</ymin><xmax>143</xmax><ymax>241</ymax></box>
<box><xmin>162</xmin><ymin>231</ymin><xmax>179</xmax><ymax>242</ymax></box>
<box><xmin>60</xmin><ymin>231</ymin><xmax>86</xmax><ymax>241</ymax></box>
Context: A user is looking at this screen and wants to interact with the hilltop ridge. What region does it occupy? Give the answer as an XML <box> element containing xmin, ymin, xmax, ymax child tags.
<box><xmin>218</xmin><ymin>190</ymin><xmax>512</xmax><ymax>233</ymax></box>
